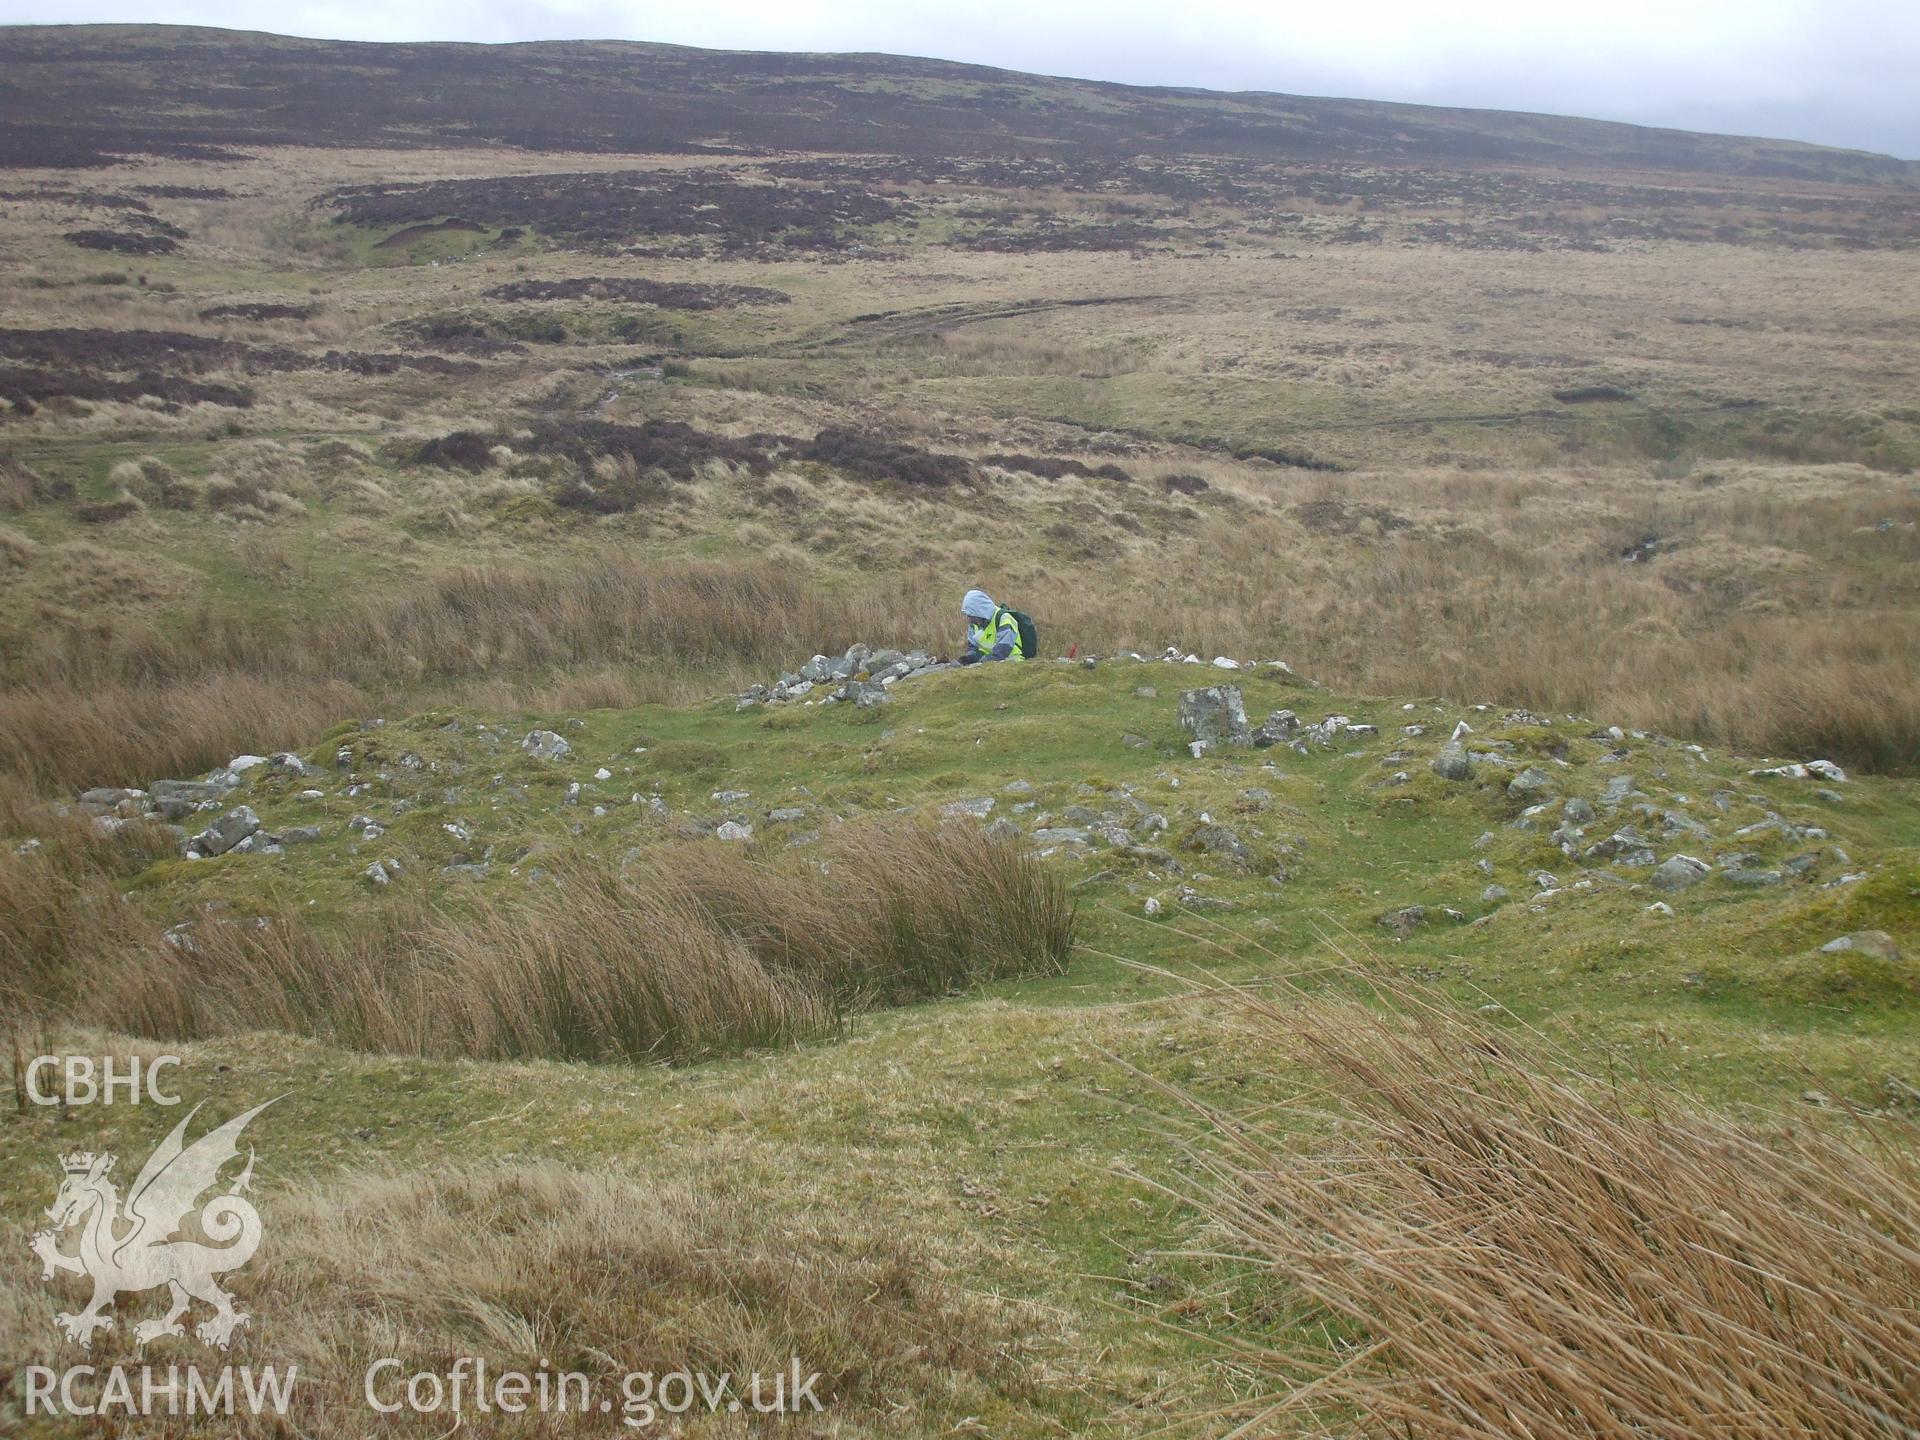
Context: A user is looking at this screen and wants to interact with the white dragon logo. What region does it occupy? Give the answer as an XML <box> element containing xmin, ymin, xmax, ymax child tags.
<box><xmin>29</xmin><ymin>1099</ymin><xmax>279</xmax><ymax>1350</ymax></box>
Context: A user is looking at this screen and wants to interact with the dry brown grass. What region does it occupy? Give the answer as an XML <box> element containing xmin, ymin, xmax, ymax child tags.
<box><xmin>0</xmin><ymin>457</ymin><xmax>43</xmax><ymax>511</ymax></box>
<box><xmin>0</xmin><ymin>800</ymin><xmax>179</xmax><ymax>1013</ymax></box>
<box><xmin>4</xmin><ymin>148</ymin><xmax>1917</xmax><ymax>794</ymax></box>
<box><xmin>0</xmin><ymin>673</ymin><xmax>368</xmax><ymax>794</ymax></box>
<box><xmin>0</xmin><ymin>556</ymin><xmax>924</xmax><ymax>792</ymax></box>
<box><xmin>53</xmin><ymin>822</ymin><xmax>1074</xmax><ymax>1062</ymax></box>
<box><xmin>0</xmin><ymin>523</ymin><xmax>38</xmax><ymax>568</ymax></box>
<box><xmin>1166</xmin><ymin>975</ymin><xmax>1920</xmax><ymax>1438</ymax></box>
<box><xmin>0</xmin><ymin>1162</ymin><xmax>1048</xmax><ymax>1437</ymax></box>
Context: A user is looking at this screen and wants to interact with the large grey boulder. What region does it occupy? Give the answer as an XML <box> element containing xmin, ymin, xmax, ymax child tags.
<box><xmin>1432</xmin><ymin>743</ymin><xmax>1473</xmax><ymax>781</ymax></box>
<box><xmin>1178</xmin><ymin>686</ymin><xmax>1251</xmax><ymax>746</ymax></box>
<box><xmin>1650</xmin><ymin>854</ymin><xmax>1711</xmax><ymax>892</ymax></box>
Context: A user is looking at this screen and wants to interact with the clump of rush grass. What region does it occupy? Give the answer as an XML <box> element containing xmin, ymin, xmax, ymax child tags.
<box><xmin>0</xmin><ymin>788</ymin><xmax>184</xmax><ymax>1016</ymax></box>
<box><xmin>70</xmin><ymin>822</ymin><xmax>1073</xmax><ymax>1063</ymax></box>
<box><xmin>1159</xmin><ymin>973</ymin><xmax>1920</xmax><ymax>1438</ymax></box>
<box><xmin>0</xmin><ymin>555</ymin><xmax>921</xmax><ymax>793</ymax></box>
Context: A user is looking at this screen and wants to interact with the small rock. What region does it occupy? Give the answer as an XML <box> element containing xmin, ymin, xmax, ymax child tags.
<box><xmin>1253</xmin><ymin>710</ymin><xmax>1299</xmax><ymax>749</ymax></box>
<box><xmin>522</xmin><ymin>730</ymin><xmax>572</xmax><ymax>762</ymax></box>
<box><xmin>363</xmin><ymin>860</ymin><xmax>392</xmax><ymax>887</ymax></box>
<box><xmin>1562</xmin><ymin>796</ymin><xmax>1595</xmax><ymax>825</ymax></box>
<box><xmin>1432</xmin><ymin>743</ymin><xmax>1473</xmax><ymax>781</ymax></box>
<box><xmin>78</xmin><ymin>787</ymin><xmax>144</xmax><ymax>807</ymax></box>
<box><xmin>1507</xmin><ymin>767</ymin><xmax>1556</xmax><ymax>802</ymax></box>
<box><xmin>1481</xmin><ymin>885</ymin><xmax>1509</xmax><ymax>903</ymax></box>
<box><xmin>1185</xmin><ymin>823</ymin><xmax>1253</xmax><ymax>870</ymax></box>
<box><xmin>1723</xmin><ymin>868</ymin><xmax>1783</xmax><ymax>887</ymax></box>
<box><xmin>943</xmin><ymin>797</ymin><xmax>996</xmax><ymax>820</ymax></box>
<box><xmin>191</xmin><ymin>806</ymin><xmax>260</xmax><ymax>857</ymax></box>
<box><xmin>1820</xmin><ymin>931</ymin><xmax>1901</xmax><ymax>961</ymax></box>
<box><xmin>1645</xmin><ymin>901</ymin><xmax>1674</xmax><ymax>916</ymax></box>
<box><xmin>1378</xmin><ymin>905</ymin><xmax>1426</xmax><ymax>937</ymax></box>
<box><xmin>767</xmin><ymin>807</ymin><xmax>808</xmax><ymax>823</ymax></box>
<box><xmin>1749</xmin><ymin>760</ymin><xmax>1847</xmax><ymax>783</ymax></box>
<box><xmin>1143</xmin><ymin>896</ymin><xmax>1162</xmax><ymax>916</ymax></box>
<box><xmin>714</xmin><ymin>821</ymin><xmax>753</xmax><ymax>842</ymax></box>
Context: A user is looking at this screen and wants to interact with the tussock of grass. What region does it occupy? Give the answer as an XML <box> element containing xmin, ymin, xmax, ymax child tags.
<box><xmin>0</xmin><ymin>801</ymin><xmax>177</xmax><ymax>1010</ymax></box>
<box><xmin>1171</xmin><ymin>976</ymin><xmax>1920</xmax><ymax>1437</ymax></box>
<box><xmin>69</xmin><ymin>823</ymin><xmax>1074</xmax><ymax>1062</ymax></box>
<box><xmin>2</xmin><ymin>1163</ymin><xmax>1049</xmax><ymax>1436</ymax></box>
<box><xmin>0</xmin><ymin>557</ymin><xmax>915</xmax><ymax>791</ymax></box>
<box><xmin>0</xmin><ymin>674</ymin><xmax>367</xmax><ymax>795</ymax></box>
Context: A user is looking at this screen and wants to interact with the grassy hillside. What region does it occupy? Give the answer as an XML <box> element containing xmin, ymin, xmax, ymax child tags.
<box><xmin>1</xmin><ymin>29</ymin><xmax>1918</xmax><ymax>1435</ymax></box>
<box><xmin>4</xmin><ymin>25</ymin><xmax>1916</xmax><ymax>181</ymax></box>
<box><xmin>5</xmin><ymin>657</ymin><xmax>1917</xmax><ymax>1433</ymax></box>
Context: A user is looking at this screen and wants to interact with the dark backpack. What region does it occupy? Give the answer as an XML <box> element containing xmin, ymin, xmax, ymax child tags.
<box><xmin>1008</xmin><ymin>609</ymin><xmax>1039</xmax><ymax>660</ymax></box>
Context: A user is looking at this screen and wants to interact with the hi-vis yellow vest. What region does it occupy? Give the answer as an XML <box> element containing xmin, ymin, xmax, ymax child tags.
<box><xmin>970</xmin><ymin>607</ymin><xmax>1026</xmax><ymax>660</ymax></box>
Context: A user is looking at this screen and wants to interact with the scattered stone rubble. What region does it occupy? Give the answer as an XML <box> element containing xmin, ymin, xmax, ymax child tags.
<box><xmin>49</xmin><ymin>643</ymin><xmax>1886</xmax><ymax>945</ymax></box>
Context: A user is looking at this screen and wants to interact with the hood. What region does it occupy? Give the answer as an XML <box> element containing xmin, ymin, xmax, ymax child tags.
<box><xmin>961</xmin><ymin>589</ymin><xmax>996</xmax><ymax>621</ymax></box>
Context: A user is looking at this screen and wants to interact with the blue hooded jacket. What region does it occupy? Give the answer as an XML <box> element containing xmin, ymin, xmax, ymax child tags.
<box><xmin>961</xmin><ymin>589</ymin><xmax>1019</xmax><ymax>662</ymax></box>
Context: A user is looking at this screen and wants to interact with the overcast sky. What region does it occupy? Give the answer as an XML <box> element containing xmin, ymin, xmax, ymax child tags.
<box><xmin>13</xmin><ymin>0</ymin><xmax>1920</xmax><ymax>159</ymax></box>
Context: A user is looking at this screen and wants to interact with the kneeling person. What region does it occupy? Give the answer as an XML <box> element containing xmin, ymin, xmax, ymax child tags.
<box><xmin>959</xmin><ymin>589</ymin><xmax>1028</xmax><ymax>664</ymax></box>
